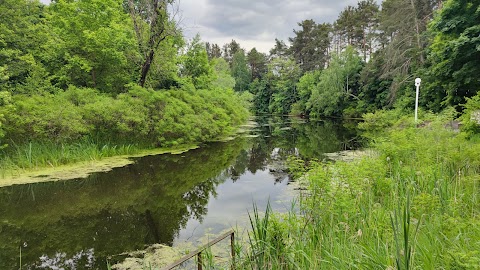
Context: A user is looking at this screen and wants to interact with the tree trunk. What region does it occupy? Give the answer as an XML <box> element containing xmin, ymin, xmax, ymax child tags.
<box><xmin>139</xmin><ymin>49</ymin><xmax>155</xmax><ymax>87</ymax></box>
<box><xmin>410</xmin><ymin>0</ymin><xmax>425</xmax><ymax>64</ymax></box>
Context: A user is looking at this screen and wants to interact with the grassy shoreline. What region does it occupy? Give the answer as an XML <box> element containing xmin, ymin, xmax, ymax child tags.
<box><xmin>0</xmin><ymin>141</ymin><xmax>201</xmax><ymax>187</ymax></box>
<box><xmin>234</xmin><ymin>116</ymin><xmax>480</xmax><ymax>269</ymax></box>
<box><xmin>0</xmin><ymin>120</ymin><xmax>257</xmax><ymax>187</ymax></box>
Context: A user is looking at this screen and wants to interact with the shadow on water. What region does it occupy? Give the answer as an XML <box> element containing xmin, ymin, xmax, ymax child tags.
<box><xmin>0</xmin><ymin>116</ymin><xmax>360</xmax><ymax>269</ymax></box>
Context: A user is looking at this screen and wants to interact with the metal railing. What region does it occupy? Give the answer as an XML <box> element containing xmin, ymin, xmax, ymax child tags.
<box><xmin>161</xmin><ymin>230</ymin><xmax>235</xmax><ymax>270</ymax></box>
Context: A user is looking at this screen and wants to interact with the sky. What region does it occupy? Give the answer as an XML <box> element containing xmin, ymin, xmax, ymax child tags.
<box><xmin>40</xmin><ymin>0</ymin><xmax>379</xmax><ymax>54</ymax></box>
<box><xmin>177</xmin><ymin>0</ymin><xmax>371</xmax><ymax>53</ymax></box>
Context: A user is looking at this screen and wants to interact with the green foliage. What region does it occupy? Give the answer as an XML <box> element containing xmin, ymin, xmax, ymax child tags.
<box><xmin>180</xmin><ymin>35</ymin><xmax>214</xmax><ymax>89</ymax></box>
<box><xmin>291</xmin><ymin>70</ymin><xmax>321</xmax><ymax>116</ymax></box>
<box><xmin>289</xmin><ymin>20</ymin><xmax>331</xmax><ymax>73</ymax></box>
<box><xmin>231</xmin><ymin>50</ymin><xmax>251</xmax><ymax>92</ymax></box>
<box><xmin>1</xmin><ymin>84</ymin><xmax>249</xmax><ymax>170</ymax></box>
<box><xmin>0</xmin><ymin>140</ymin><xmax>139</xmax><ymax>173</ymax></box>
<box><xmin>266</xmin><ymin>58</ymin><xmax>301</xmax><ymax>115</ymax></box>
<box><xmin>46</xmin><ymin>0</ymin><xmax>138</xmax><ymax>93</ymax></box>
<box><xmin>357</xmin><ymin>50</ymin><xmax>392</xmax><ymax>113</ymax></box>
<box><xmin>0</xmin><ymin>2</ymin><xmax>250</xmax><ymax>171</ymax></box>
<box><xmin>211</xmin><ymin>57</ymin><xmax>235</xmax><ymax>90</ymax></box>
<box><xmin>238</xmin><ymin>115</ymin><xmax>480</xmax><ymax>269</ymax></box>
<box><xmin>307</xmin><ymin>46</ymin><xmax>363</xmax><ymax>118</ymax></box>
<box><xmin>0</xmin><ymin>0</ymin><xmax>53</xmax><ymax>94</ymax></box>
<box><xmin>249</xmin><ymin>79</ymin><xmax>271</xmax><ymax>114</ymax></box>
<box><xmin>247</xmin><ymin>48</ymin><xmax>267</xmax><ymax>80</ymax></box>
<box><xmin>146</xmin><ymin>36</ymin><xmax>183</xmax><ymax>90</ymax></box>
<box><xmin>460</xmin><ymin>92</ymin><xmax>480</xmax><ymax>137</ymax></box>
<box><xmin>0</xmin><ymin>91</ymin><xmax>14</xmax><ymax>148</ymax></box>
<box><xmin>427</xmin><ymin>0</ymin><xmax>480</xmax><ymax>109</ymax></box>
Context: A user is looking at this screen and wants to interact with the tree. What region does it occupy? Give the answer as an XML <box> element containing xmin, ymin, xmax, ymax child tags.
<box><xmin>357</xmin><ymin>50</ymin><xmax>392</xmax><ymax>112</ymax></box>
<box><xmin>222</xmin><ymin>40</ymin><xmax>241</xmax><ymax>66</ymax></box>
<box><xmin>231</xmin><ymin>50</ymin><xmax>251</xmax><ymax>92</ymax></box>
<box><xmin>291</xmin><ymin>70</ymin><xmax>321</xmax><ymax>116</ymax></box>
<box><xmin>180</xmin><ymin>35</ymin><xmax>213</xmax><ymax>89</ymax></box>
<box><xmin>269</xmin><ymin>39</ymin><xmax>289</xmax><ymax>59</ymax></box>
<box><xmin>266</xmin><ymin>57</ymin><xmax>302</xmax><ymax>115</ymax></box>
<box><xmin>247</xmin><ymin>48</ymin><xmax>268</xmax><ymax>80</ymax></box>
<box><xmin>378</xmin><ymin>0</ymin><xmax>441</xmax><ymax>101</ymax></box>
<box><xmin>334</xmin><ymin>0</ymin><xmax>379</xmax><ymax>61</ymax></box>
<box><xmin>145</xmin><ymin>35</ymin><xmax>183</xmax><ymax>89</ymax></box>
<box><xmin>249</xmin><ymin>79</ymin><xmax>271</xmax><ymax>114</ymax></box>
<box><xmin>0</xmin><ymin>0</ymin><xmax>51</xmax><ymax>94</ymax></box>
<box><xmin>426</xmin><ymin>0</ymin><xmax>480</xmax><ymax>109</ymax></box>
<box><xmin>127</xmin><ymin>0</ymin><xmax>180</xmax><ymax>87</ymax></box>
<box><xmin>308</xmin><ymin>46</ymin><xmax>363</xmax><ymax>117</ymax></box>
<box><xmin>289</xmin><ymin>20</ymin><xmax>331</xmax><ymax>73</ymax></box>
<box><xmin>211</xmin><ymin>58</ymin><xmax>235</xmax><ymax>90</ymax></box>
<box><xmin>205</xmin><ymin>42</ymin><xmax>222</xmax><ymax>60</ymax></box>
<box><xmin>335</xmin><ymin>6</ymin><xmax>359</xmax><ymax>48</ymax></box>
<box><xmin>47</xmin><ymin>0</ymin><xmax>138</xmax><ymax>93</ymax></box>
<box><xmin>355</xmin><ymin>0</ymin><xmax>380</xmax><ymax>61</ymax></box>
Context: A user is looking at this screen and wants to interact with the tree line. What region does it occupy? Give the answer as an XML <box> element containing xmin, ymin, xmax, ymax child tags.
<box><xmin>0</xmin><ymin>0</ymin><xmax>478</xmax><ymax>149</ymax></box>
<box><xmin>0</xmin><ymin>0</ymin><xmax>250</xmax><ymax>149</ymax></box>
<box><xmin>205</xmin><ymin>0</ymin><xmax>479</xmax><ymax>118</ymax></box>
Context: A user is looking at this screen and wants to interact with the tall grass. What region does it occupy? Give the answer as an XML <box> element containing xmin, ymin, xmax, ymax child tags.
<box><xmin>235</xmin><ymin>120</ymin><xmax>480</xmax><ymax>269</ymax></box>
<box><xmin>0</xmin><ymin>139</ymin><xmax>140</xmax><ymax>176</ymax></box>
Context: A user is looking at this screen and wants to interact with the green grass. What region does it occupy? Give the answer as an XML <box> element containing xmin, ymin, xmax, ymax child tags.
<box><xmin>0</xmin><ymin>139</ymin><xmax>141</xmax><ymax>176</ymax></box>
<box><xmin>232</xmin><ymin>118</ymin><xmax>480</xmax><ymax>269</ymax></box>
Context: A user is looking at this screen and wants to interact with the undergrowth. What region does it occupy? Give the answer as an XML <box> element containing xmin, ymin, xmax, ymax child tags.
<box><xmin>234</xmin><ymin>112</ymin><xmax>480</xmax><ymax>269</ymax></box>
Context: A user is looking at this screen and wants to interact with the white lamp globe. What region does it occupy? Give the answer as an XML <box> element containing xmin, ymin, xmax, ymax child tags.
<box><xmin>415</xmin><ymin>78</ymin><xmax>421</xmax><ymax>86</ymax></box>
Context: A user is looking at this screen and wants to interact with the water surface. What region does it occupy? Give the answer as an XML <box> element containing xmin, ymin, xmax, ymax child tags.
<box><xmin>0</xmin><ymin>117</ymin><xmax>359</xmax><ymax>269</ymax></box>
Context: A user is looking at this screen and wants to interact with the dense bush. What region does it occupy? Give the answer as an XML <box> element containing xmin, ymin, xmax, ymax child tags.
<box><xmin>1</xmin><ymin>85</ymin><xmax>249</xmax><ymax>147</ymax></box>
<box><xmin>461</xmin><ymin>92</ymin><xmax>480</xmax><ymax>137</ymax></box>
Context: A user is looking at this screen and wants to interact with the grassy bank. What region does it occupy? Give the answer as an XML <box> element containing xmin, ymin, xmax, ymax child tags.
<box><xmin>0</xmin><ymin>140</ymin><xmax>139</xmax><ymax>172</ymax></box>
<box><xmin>0</xmin><ymin>85</ymin><xmax>251</xmax><ymax>182</ymax></box>
<box><xmin>235</xmin><ymin>114</ymin><xmax>480</xmax><ymax>269</ymax></box>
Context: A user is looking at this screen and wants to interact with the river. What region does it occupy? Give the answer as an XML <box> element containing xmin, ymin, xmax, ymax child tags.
<box><xmin>0</xmin><ymin>116</ymin><xmax>359</xmax><ymax>269</ymax></box>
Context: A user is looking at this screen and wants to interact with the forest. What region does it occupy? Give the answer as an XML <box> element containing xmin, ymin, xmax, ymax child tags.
<box><xmin>206</xmin><ymin>0</ymin><xmax>479</xmax><ymax>119</ymax></box>
<box><xmin>1</xmin><ymin>0</ymin><xmax>479</xmax><ymax>154</ymax></box>
<box><xmin>1</xmin><ymin>0</ymin><xmax>480</xmax><ymax>268</ymax></box>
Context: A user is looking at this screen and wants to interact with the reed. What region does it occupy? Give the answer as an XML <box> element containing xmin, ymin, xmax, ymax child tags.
<box><xmin>236</xmin><ymin>121</ymin><xmax>480</xmax><ymax>269</ymax></box>
<box><xmin>0</xmin><ymin>139</ymin><xmax>140</xmax><ymax>176</ymax></box>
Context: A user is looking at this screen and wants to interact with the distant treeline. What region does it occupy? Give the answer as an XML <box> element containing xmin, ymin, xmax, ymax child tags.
<box><xmin>206</xmin><ymin>0</ymin><xmax>479</xmax><ymax>118</ymax></box>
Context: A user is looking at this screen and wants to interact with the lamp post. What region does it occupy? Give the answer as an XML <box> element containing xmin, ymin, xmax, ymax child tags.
<box><xmin>415</xmin><ymin>78</ymin><xmax>421</xmax><ymax>122</ymax></box>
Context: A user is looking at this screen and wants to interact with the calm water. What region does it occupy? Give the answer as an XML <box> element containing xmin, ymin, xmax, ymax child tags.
<box><xmin>0</xmin><ymin>117</ymin><xmax>359</xmax><ymax>269</ymax></box>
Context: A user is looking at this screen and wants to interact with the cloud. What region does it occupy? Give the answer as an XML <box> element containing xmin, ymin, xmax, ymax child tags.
<box><xmin>179</xmin><ymin>0</ymin><xmax>371</xmax><ymax>53</ymax></box>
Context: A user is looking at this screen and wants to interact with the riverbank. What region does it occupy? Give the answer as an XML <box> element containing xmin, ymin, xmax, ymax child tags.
<box><xmin>0</xmin><ymin>120</ymin><xmax>258</xmax><ymax>187</ymax></box>
<box><xmin>0</xmin><ymin>144</ymin><xmax>199</xmax><ymax>187</ymax></box>
<box><xmin>234</xmin><ymin>114</ymin><xmax>480</xmax><ymax>269</ymax></box>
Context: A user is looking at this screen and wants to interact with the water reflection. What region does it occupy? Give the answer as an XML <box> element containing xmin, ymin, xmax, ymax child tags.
<box><xmin>0</xmin><ymin>117</ymin><xmax>359</xmax><ymax>269</ymax></box>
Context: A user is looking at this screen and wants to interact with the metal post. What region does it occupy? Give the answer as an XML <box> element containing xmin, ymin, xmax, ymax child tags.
<box><xmin>415</xmin><ymin>78</ymin><xmax>421</xmax><ymax>123</ymax></box>
<box><xmin>231</xmin><ymin>231</ymin><xmax>235</xmax><ymax>270</ymax></box>
<box><xmin>197</xmin><ymin>252</ymin><xmax>202</xmax><ymax>270</ymax></box>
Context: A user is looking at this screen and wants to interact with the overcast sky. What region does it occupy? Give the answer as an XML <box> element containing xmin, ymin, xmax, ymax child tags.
<box><xmin>177</xmin><ymin>0</ymin><xmax>377</xmax><ymax>53</ymax></box>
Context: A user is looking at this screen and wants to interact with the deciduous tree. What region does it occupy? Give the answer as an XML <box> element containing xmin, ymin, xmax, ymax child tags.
<box><xmin>426</xmin><ymin>0</ymin><xmax>480</xmax><ymax>109</ymax></box>
<box><xmin>127</xmin><ymin>0</ymin><xmax>181</xmax><ymax>87</ymax></box>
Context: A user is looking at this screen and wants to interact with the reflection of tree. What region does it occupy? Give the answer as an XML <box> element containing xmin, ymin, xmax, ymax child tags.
<box><xmin>228</xmin><ymin>149</ymin><xmax>249</xmax><ymax>182</ymax></box>
<box><xmin>183</xmin><ymin>179</ymin><xmax>218</xmax><ymax>221</ymax></box>
<box><xmin>0</xmin><ymin>139</ymin><xmax>246</xmax><ymax>270</ymax></box>
<box><xmin>0</xmin><ymin>118</ymin><xmax>361</xmax><ymax>269</ymax></box>
<box><xmin>293</xmin><ymin>120</ymin><xmax>360</xmax><ymax>159</ymax></box>
<box><xmin>241</xmin><ymin>117</ymin><xmax>360</xmax><ymax>182</ymax></box>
